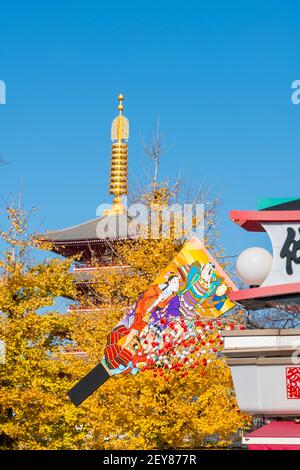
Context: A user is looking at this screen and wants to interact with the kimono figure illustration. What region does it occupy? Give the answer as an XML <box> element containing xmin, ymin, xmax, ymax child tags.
<box><xmin>178</xmin><ymin>261</ymin><xmax>219</xmax><ymax>314</ymax></box>
<box><xmin>149</xmin><ymin>295</ymin><xmax>180</xmax><ymax>330</ymax></box>
<box><xmin>103</xmin><ymin>323</ymin><xmax>162</xmax><ymax>375</ymax></box>
<box><xmin>123</xmin><ymin>273</ymin><xmax>181</xmax><ymax>331</ymax></box>
<box><xmin>102</xmin><ymin>274</ymin><xmax>180</xmax><ymax>375</ymax></box>
<box><xmin>201</xmin><ymin>283</ymin><xmax>232</xmax><ymax>312</ymax></box>
<box><xmin>148</xmin><ymin>274</ymin><xmax>181</xmax><ymax>329</ymax></box>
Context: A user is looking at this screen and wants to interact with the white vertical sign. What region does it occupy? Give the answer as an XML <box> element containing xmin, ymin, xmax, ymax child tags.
<box><xmin>261</xmin><ymin>222</ymin><xmax>300</xmax><ymax>287</ymax></box>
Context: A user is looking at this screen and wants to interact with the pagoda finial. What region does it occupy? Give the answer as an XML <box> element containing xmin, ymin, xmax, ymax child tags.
<box><xmin>118</xmin><ymin>93</ymin><xmax>124</xmax><ymax>112</ymax></box>
<box><xmin>111</xmin><ymin>94</ymin><xmax>129</xmax><ymax>143</ymax></box>
<box><xmin>105</xmin><ymin>94</ymin><xmax>129</xmax><ymax>215</ymax></box>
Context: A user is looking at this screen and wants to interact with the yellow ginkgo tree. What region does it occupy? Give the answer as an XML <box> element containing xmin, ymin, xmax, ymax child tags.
<box><xmin>0</xmin><ymin>192</ymin><xmax>251</xmax><ymax>450</ymax></box>
<box><xmin>0</xmin><ymin>205</ymin><xmax>89</xmax><ymax>449</ymax></box>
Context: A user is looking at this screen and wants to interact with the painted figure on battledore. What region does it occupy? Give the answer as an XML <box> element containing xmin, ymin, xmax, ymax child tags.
<box><xmin>103</xmin><ymin>273</ymin><xmax>181</xmax><ymax>374</ymax></box>
<box><xmin>103</xmin><ymin>323</ymin><xmax>162</xmax><ymax>375</ymax></box>
<box><xmin>122</xmin><ymin>273</ymin><xmax>181</xmax><ymax>331</ymax></box>
<box><xmin>178</xmin><ymin>261</ymin><xmax>219</xmax><ymax>312</ymax></box>
<box><xmin>148</xmin><ymin>274</ymin><xmax>181</xmax><ymax>328</ymax></box>
<box><xmin>202</xmin><ymin>283</ymin><xmax>232</xmax><ymax>311</ymax></box>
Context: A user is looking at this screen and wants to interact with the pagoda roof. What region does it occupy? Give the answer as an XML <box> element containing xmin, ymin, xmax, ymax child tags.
<box><xmin>39</xmin><ymin>216</ymin><xmax>106</xmax><ymax>242</ymax></box>
<box><xmin>37</xmin><ymin>213</ymin><xmax>136</xmax><ymax>261</ymax></box>
<box><xmin>38</xmin><ymin>213</ymin><xmax>134</xmax><ymax>242</ymax></box>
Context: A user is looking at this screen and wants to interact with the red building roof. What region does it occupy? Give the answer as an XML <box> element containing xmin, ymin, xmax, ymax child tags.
<box><xmin>230</xmin><ymin>210</ymin><xmax>300</xmax><ymax>232</ymax></box>
<box><xmin>243</xmin><ymin>421</ymin><xmax>300</xmax><ymax>450</ymax></box>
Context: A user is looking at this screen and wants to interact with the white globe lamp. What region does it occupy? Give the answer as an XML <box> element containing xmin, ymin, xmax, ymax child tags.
<box><xmin>236</xmin><ymin>247</ymin><xmax>273</xmax><ymax>286</ymax></box>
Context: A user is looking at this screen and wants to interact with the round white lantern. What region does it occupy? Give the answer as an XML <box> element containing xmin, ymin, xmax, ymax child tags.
<box><xmin>236</xmin><ymin>247</ymin><xmax>273</xmax><ymax>286</ymax></box>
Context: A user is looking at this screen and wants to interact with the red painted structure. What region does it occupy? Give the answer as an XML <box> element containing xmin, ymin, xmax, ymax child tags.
<box><xmin>230</xmin><ymin>210</ymin><xmax>300</xmax><ymax>232</ymax></box>
<box><xmin>229</xmin><ymin>208</ymin><xmax>300</xmax><ymax>310</ymax></box>
<box><xmin>243</xmin><ymin>421</ymin><xmax>300</xmax><ymax>450</ymax></box>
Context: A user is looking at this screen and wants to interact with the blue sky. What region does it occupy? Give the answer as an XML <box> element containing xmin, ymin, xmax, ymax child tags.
<box><xmin>0</xmin><ymin>0</ymin><xmax>299</xmax><ymax>258</ymax></box>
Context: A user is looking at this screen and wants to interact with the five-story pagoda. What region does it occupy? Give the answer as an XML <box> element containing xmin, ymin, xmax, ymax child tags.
<box><xmin>38</xmin><ymin>94</ymin><xmax>134</xmax><ymax>309</ymax></box>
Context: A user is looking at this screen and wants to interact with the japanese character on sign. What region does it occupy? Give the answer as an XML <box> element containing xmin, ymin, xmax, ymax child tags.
<box><xmin>286</xmin><ymin>367</ymin><xmax>300</xmax><ymax>399</ymax></box>
<box><xmin>280</xmin><ymin>227</ymin><xmax>300</xmax><ymax>275</ymax></box>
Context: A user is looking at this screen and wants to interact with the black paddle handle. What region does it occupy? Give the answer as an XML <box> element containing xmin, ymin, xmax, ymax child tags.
<box><xmin>67</xmin><ymin>362</ymin><xmax>110</xmax><ymax>406</ymax></box>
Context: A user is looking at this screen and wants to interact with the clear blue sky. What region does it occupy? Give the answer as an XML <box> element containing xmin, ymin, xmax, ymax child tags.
<box><xmin>0</xmin><ymin>0</ymin><xmax>299</xmax><ymax>257</ymax></box>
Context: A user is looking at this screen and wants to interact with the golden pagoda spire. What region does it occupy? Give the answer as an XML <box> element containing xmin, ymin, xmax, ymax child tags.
<box><xmin>105</xmin><ymin>94</ymin><xmax>129</xmax><ymax>215</ymax></box>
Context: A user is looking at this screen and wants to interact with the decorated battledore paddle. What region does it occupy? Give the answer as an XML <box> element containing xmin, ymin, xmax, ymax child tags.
<box><xmin>68</xmin><ymin>237</ymin><xmax>237</xmax><ymax>406</ymax></box>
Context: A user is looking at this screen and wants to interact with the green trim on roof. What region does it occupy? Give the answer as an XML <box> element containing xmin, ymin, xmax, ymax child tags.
<box><xmin>258</xmin><ymin>198</ymin><xmax>299</xmax><ymax>210</ymax></box>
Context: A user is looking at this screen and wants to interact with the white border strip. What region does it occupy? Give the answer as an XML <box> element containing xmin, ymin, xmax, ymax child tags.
<box><xmin>243</xmin><ymin>436</ymin><xmax>300</xmax><ymax>445</ymax></box>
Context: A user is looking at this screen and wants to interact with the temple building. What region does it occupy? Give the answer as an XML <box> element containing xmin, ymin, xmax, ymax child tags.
<box><xmin>38</xmin><ymin>94</ymin><xmax>134</xmax><ymax>309</ymax></box>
